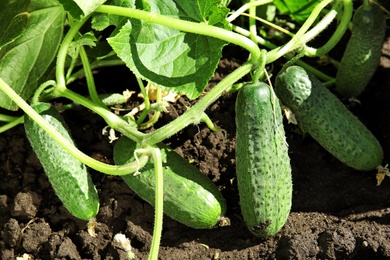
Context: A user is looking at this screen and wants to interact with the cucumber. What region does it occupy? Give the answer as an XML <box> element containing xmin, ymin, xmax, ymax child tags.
<box><xmin>335</xmin><ymin>3</ymin><xmax>385</xmax><ymax>97</ymax></box>
<box><xmin>113</xmin><ymin>136</ymin><xmax>227</xmax><ymax>229</ymax></box>
<box><xmin>235</xmin><ymin>82</ymin><xmax>292</xmax><ymax>237</ymax></box>
<box><xmin>24</xmin><ymin>103</ymin><xmax>99</xmax><ymax>220</ymax></box>
<box><xmin>275</xmin><ymin>66</ymin><xmax>383</xmax><ymax>171</ymax></box>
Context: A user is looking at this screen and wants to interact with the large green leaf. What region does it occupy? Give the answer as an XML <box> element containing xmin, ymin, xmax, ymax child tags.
<box><xmin>59</xmin><ymin>0</ymin><xmax>107</xmax><ymax>20</ymax></box>
<box><xmin>0</xmin><ymin>0</ymin><xmax>30</xmax><ymax>49</ymax></box>
<box><xmin>274</xmin><ymin>0</ymin><xmax>322</xmax><ymax>23</ymax></box>
<box><xmin>0</xmin><ymin>2</ymin><xmax>65</xmax><ymax>110</ymax></box>
<box><xmin>108</xmin><ymin>0</ymin><xmax>230</xmax><ymax>99</ymax></box>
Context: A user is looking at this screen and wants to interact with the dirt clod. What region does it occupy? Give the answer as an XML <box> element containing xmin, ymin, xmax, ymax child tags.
<box><xmin>11</xmin><ymin>191</ymin><xmax>42</xmax><ymax>219</ymax></box>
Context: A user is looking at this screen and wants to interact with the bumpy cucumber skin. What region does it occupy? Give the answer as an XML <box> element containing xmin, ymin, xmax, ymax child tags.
<box><xmin>275</xmin><ymin>66</ymin><xmax>383</xmax><ymax>171</ymax></box>
<box><xmin>235</xmin><ymin>82</ymin><xmax>292</xmax><ymax>237</ymax></box>
<box><xmin>113</xmin><ymin>137</ymin><xmax>227</xmax><ymax>229</ymax></box>
<box><xmin>335</xmin><ymin>3</ymin><xmax>385</xmax><ymax>97</ymax></box>
<box><xmin>25</xmin><ymin>103</ymin><xmax>99</xmax><ymax>220</ymax></box>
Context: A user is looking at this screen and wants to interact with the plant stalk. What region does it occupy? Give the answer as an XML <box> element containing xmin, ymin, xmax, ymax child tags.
<box><xmin>95</xmin><ymin>5</ymin><xmax>261</xmax><ymax>63</ymax></box>
<box><xmin>0</xmin><ymin>78</ymin><xmax>148</xmax><ymax>176</ymax></box>
<box><xmin>141</xmin><ymin>62</ymin><xmax>254</xmax><ymax>145</ymax></box>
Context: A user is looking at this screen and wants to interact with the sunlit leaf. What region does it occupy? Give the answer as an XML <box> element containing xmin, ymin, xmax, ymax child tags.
<box><xmin>274</xmin><ymin>0</ymin><xmax>322</xmax><ymax>22</ymax></box>
<box><xmin>59</xmin><ymin>0</ymin><xmax>107</xmax><ymax>20</ymax></box>
<box><xmin>0</xmin><ymin>2</ymin><xmax>65</xmax><ymax>110</ymax></box>
<box><xmin>108</xmin><ymin>0</ymin><xmax>230</xmax><ymax>99</ymax></box>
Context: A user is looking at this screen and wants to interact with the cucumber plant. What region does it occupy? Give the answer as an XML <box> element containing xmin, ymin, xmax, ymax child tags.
<box><xmin>335</xmin><ymin>1</ymin><xmax>386</xmax><ymax>97</ymax></box>
<box><xmin>235</xmin><ymin>81</ymin><xmax>292</xmax><ymax>237</ymax></box>
<box><xmin>0</xmin><ymin>0</ymin><xmax>383</xmax><ymax>258</ymax></box>
<box><xmin>114</xmin><ymin>136</ymin><xmax>228</xmax><ymax>229</ymax></box>
<box><xmin>275</xmin><ymin>65</ymin><xmax>383</xmax><ymax>171</ymax></box>
<box><xmin>24</xmin><ymin>102</ymin><xmax>100</xmax><ymax>221</ymax></box>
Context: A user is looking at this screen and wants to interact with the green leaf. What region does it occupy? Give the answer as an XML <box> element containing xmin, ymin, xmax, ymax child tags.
<box><xmin>59</xmin><ymin>0</ymin><xmax>107</xmax><ymax>20</ymax></box>
<box><xmin>30</xmin><ymin>0</ymin><xmax>61</xmax><ymax>10</ymax></box>
<box><xmin>68</xmin><ymin>32</ymin><xmax>98</xmax><ymax>59</ymax></box>
<box><xmin>274</xmin><ymin>0</ymin><xmax>322</xmax><ymax>22</ymax></box>
<box><xmin>92</xmin><ymin>0</ymin><xmax>135</xmax><ymax>31</ymax></box>
<box><xmin>0</xmin><ymin>2</ymin><xmax>65</xmax><ymax>110</ymax></box>
<box><xmin>108</xmin><ymin>0</ymin><xmax>229</xmax><ymax>99</ymax></box>
<box><xmin>74</xmin><ymin>32</ymin><xmax>98</xmax><ymax>48</ymax></box>
<box><xmin>0</xmin><ymin>0</ymin><xmax>30</xmax><ymax>49</ymax></box>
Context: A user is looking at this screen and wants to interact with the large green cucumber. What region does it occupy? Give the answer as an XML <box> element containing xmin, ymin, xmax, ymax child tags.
<box><xmin>275</xmin><ymin>66</ymin><xmax>383</xmax><ymax>171</ymax></box>
<box><xmin>235</xmin><ymin>82</ymin><xmax>292</xmax><ymax>237</ymax></box>
<box><xmin>335</xmin><ymin>3</ymin><xmax>385</xmax><ymax>97</ymax></box>
<box><xmin>24</xmin><ymin>103</ymin><xmax>99</xmax><ymax>220</ymax></box>
<box><xmin>113</xmin><ymin>136</ymin><xmax>227</xmax><ymax>229</ymax></box>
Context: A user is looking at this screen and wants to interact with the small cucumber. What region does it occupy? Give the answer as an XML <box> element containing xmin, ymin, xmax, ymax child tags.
<box><xmin>335</xmin><ymin>3</ymin><xmax>386</xmax><ymax>97</ymax></box>
<box><xmin>235</xmin><ymin>82</ymin><xmax>292</xmax><ymax>237</ymax></box>
<box><xmin>24</xmin><ymin>103</ymin><xmax>99</xmax><ymax>220</ymax></box>
<box><xmin>275</xmin><ymin>66</ymin><xmax>383</xmax><ymax>171</ymax></box>
<box><xmin>113</xmin><ymin>136</ymin><xmax>227</xmax><ymax>229</ymax></box>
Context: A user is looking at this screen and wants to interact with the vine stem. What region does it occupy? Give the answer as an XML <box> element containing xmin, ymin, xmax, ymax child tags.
<box><xmin>248</xmin><ymin>0</ymin><xmax>258</xmax><ymax>44</ymax></box>
<box><xmin>138</xmin><ymin>86</ymin><xmax>162</xmax><ymax>129</ymax></box>
<box><xmin>55</xmin><ymin>15</ymin><xmax>91</xmax><ymax>90</ymax></box>
<box><xmin>0</xmin><ymin>114</ymin><xmax>21</xmax><ymax>123</ymax></box>
<box><xmin>94</xmin><ymin>5</ymin><xmax>261</xmax><ymax>63</ymax></box>
<box><xmin>266</xmin><ymin>0</ymin><xmax>334</xmax><ymax>63</ymax></box>
<box><xmin>305</xmin><ymin>0</ymin><xmax>353</xmax><ymax>57</ymax></box>
<box><xmin>136</xmin><ymin>79</ymin><xmax>151</xmax><ymax>126</ymax></box>
<box><xmin>0</xmin><ymin>116</ymin><xmax>24</xmax><ymax>134</ymax></box>
<box><xmin>138</xmin><ymin>147</ymin><xmax>164</xmax><ymax>260</ymax></box>
<box><xmin>52</xmin><ymin>5</ymin><xmax>259</xmax><ymax>146</ymax></box>
<box><xmin>78</xmin><ymin>45</ymin><xmax>106</xmax><ymax>107</ymax></box>
<box><xmin>141</xmin><ymin>62</ymin><xmax>254</xmax><ymax>145</ymax></box>
<box><xmin>226</xmin><ymin>0</ymin><xmax>273</xmax><ymax>23</ymax></box>
<box><xmin>58</xmin><ymin>87</ymin><xmax>146</xmax><ymax>144</ymax></box>
<box><xmin>232</xmin><ymin>25</ymin><xmax>334</xmax><ymax>82</ymax></box>
<box><xmin>51</xmin><ymin>11</ymin><xmax>147</xmax><ymax>143</ymax></box>
<box><xmin>0</xmin><ymin>78</ymin><xmax>148</xmax><ymax>175</ymax></box>
<box><xmin>229</xmin><ymin>0</ymin><xmax>353</xmax><ymax>84</ymax></box>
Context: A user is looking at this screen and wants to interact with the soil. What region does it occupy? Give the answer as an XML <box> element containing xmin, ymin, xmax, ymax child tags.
<box><xmin>1</xmin><ymin>6</ymin><xmax>390</xmax><ymax>260</ymax></box>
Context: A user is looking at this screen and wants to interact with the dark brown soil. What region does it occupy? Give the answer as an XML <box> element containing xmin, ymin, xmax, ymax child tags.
<box><xmin>1</xmin><ymin>10</ymin><xmax>390</xmax><ymax>260</ymax></box>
